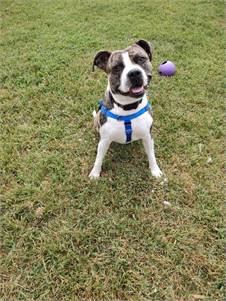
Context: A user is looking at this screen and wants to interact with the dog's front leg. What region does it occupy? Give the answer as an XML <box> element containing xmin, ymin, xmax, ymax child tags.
<box><xmin>142</xmin><ymin>134</ymin><xmax>162</xmax><ymax>178</ymax></box>
<box><xmin>89</xmin><ymin>138</ymin><xmax>111</xmax><ymax>179</ymax></box>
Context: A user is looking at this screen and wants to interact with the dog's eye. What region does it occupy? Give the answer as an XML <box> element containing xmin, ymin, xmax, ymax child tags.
<box><xmin>112</xmin><ymin>64</ymin><xmax>124</xmax><ymax>72</ymax></box>
<box><xmin>136</xmin><ymin>56</ymin><xmax>147</xmax><ymax>64</ymax></box>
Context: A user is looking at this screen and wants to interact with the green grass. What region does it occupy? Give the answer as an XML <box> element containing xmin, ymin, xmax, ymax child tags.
<box><xmin>0</xmin><ymin>0</ymin><xmax>224</xmax><ymax>300</ymax></box>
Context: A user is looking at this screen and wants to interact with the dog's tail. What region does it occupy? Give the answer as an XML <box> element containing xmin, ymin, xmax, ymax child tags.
<box><xmin>92</xmin><ymin>110</ymin><xmax>97</xmax><ymax>118</ymax></box>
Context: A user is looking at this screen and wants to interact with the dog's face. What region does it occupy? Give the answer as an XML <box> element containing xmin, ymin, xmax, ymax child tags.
<box><xmin>93</xmin><ymin>40</ymin><xmax>153</xmax><ymax>99</ymax></box>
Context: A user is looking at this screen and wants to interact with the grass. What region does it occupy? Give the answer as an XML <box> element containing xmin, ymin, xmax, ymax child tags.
<box><xmin>0</xmin><ymin>0</ymin><xmax>224</xmax><ymax>300</ymax></box>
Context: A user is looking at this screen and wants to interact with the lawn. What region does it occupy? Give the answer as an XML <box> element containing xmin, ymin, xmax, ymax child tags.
<box><xmin>0</xmin><ymin>0</ymin><xmax>224</xmax><ymax>300</ymax></box>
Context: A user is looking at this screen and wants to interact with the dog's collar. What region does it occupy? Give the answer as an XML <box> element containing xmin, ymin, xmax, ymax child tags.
<box><xmin>109</xmin><ymin>91</ymin><xmax>143</xmax><ymax>111</ymax></box>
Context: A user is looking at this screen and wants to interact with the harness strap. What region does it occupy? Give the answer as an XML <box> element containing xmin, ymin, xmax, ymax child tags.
<box><xmin>124</xmin><ymin>121</ymin><xmax>132</xmax><ymax>143</ymax></box>
<box><xmin>100</xmin><ymin>101</ymin><xmax>150</xmax><ymax>122</ymax></box>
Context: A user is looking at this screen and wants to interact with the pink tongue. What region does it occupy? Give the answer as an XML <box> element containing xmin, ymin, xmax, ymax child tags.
<box><xmin>131</xmin><ymin>86</ymin><xmax>144</xmax><ymax>94</ymax></box>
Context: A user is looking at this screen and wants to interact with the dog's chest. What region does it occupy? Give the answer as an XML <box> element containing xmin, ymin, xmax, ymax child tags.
<box><xmin>100</xmin><ymin>111</ymin><xmax>153</xmax><ymax>144</ymax></box>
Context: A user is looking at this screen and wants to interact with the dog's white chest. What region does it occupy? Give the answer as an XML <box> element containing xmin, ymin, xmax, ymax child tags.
<box><xmin>100</xmin><ymin>111</ymin><xmax>153</xmax><ymax>144</ymax></box>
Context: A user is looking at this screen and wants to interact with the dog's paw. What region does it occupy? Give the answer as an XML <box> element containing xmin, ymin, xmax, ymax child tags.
<box><xmin>151</xmin><ymin>166</ymin><xmax>163</xmax><ymax>178</ymax></box>
<box><xmin>89</xmin><ymin>169</ymin><xmax>100</xmax><ymax>180</ymax></box>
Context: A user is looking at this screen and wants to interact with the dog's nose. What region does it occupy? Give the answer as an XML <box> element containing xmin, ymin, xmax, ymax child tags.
<box><xmin>127</xmin><ymin>69</ymin><xmax>142</xmax><ymax>80</ymax></box>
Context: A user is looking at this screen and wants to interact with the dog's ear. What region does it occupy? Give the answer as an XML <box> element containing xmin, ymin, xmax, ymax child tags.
<box><xmin>92</xmin><ymin>51</ymin><xmax>111</xmax><ymax>72</ymax></box>
<box><xmin>136</xmin><ymin>40</ymin><xmax>153</xmax><ymax>61</ymax></box>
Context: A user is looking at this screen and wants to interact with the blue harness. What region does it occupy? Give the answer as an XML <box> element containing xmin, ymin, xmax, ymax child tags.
<box><xmin>99</xmin><ymin>100</ymin><xmax>151</xmax><ymax>143</ymax></box>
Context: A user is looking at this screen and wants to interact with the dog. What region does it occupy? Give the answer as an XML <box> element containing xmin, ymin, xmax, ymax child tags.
<box><xmin>89</xmin><ymin>39</ymin><xmax>162</xmax><ymax>179</ymax></box>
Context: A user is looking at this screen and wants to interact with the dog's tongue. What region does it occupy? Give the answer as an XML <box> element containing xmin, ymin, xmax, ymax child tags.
<box><xmin>131</xmin><ymin>86</ymin><xmax>144</xmax><ymax>94</ymax></box>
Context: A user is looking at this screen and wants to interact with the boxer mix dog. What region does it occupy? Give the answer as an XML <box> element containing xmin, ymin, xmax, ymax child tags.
<box><xmin>89</xmin><ymin>39</ymin><xmax>162</xmax><ymax>179</ymax></box>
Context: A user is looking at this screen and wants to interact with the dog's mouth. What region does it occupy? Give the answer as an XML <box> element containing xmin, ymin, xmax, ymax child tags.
<box><xmin>130</xmin><ymin>85</ymin><xmax>144</xmax><ymax>96</ymax></box>
<box><xmin>116</xmin><ymin>85</ymin><xmax>148</xmax><ymax>98</ymax></box>
<box><xmin>116</xmin><ymin>85</ymin><xmax>147</xmax><ymax>98</ymax></box>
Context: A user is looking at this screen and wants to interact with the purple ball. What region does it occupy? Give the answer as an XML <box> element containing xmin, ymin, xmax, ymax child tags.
<box><xmin>158</xmin><ymin>60</ymin><xmax>176</xmax><ymax>76</ymax></box>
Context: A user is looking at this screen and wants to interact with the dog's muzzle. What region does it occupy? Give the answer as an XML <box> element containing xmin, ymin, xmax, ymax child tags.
<box><xmin>127</xmin><ymin>69</ymin><xmax>143</xmax><ymax>88</ymax></box>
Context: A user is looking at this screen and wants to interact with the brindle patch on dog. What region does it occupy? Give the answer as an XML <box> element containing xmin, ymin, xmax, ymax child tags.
<box><xmin>93</xmin><ymin>91</ymin><xmax>114</xmax><ymax>130</ymax></box>
<box><xmin>104</xmin><ymin>89</ymin><xmax>114</xmax><ymax>110</ymax></box>
<box><xmin>107</xmin><ymin>51</ymin><xmax>125</xmax><ymax>94</ymax></box>
<box><xmin>93</xmin><ymin>110</ymin><xmax>106</xmax><ymax>130</ymax></box>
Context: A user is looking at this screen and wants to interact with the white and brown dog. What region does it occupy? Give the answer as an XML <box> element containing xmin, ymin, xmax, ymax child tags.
<box><xmin>89</xmin><ymin>40</ymin><xmax>162</xmax><ymax>179</ymax></box>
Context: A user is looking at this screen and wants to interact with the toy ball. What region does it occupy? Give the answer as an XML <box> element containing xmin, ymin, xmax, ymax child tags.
<box><xmin>158</xmin><ymin>60</ymin><xmax>176</xmax><ymax>76</ymax></box>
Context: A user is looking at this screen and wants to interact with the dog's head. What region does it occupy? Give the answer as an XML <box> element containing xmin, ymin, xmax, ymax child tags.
<box><xmin>93</xmin><ymin>40</ymin><xmax>153</xmax><ymax>99</ymax></box>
